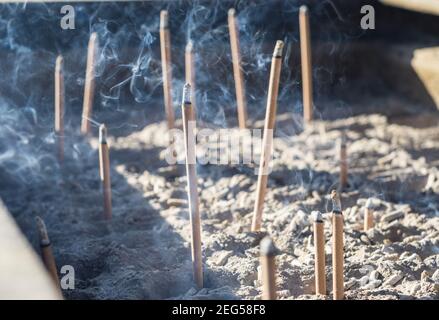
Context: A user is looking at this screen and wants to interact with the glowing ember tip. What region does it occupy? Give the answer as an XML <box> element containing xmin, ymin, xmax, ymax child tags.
<box><xmin>273</xmin><ymin>40</ymin><xmax>284</xmax><ymax>58</ymax></box>
<box><xmin>311</xmin><ymin>211</ymin><xmax>323</xmax><ymax>223</ymax></box>
<box><xmin>260</xmin><ymin>236</ymin><xmax>277</xmax><ymax>257</ymax></box>
<box><xmin>366</xmin><ymin>198</ymin><xmax>374</xmax><ymax>209</ymax></box>
<box><xmin>99</xmin><ymin>124</ymin><xmax>107</xmax><ymax>143</ymax></box>
<box><xmin>35</xmin><ymin>216</ymin><xmax>50</xmax><ymax>246</ymax></box>
<box><xmin>182</xmin><ymin>83</ymin><xmax>192</xmax><ymax>104</ymax></box>
<box><xmin>160</xmin><ymin>10</ymin><xmax>169</xmax><ymax>29</ymax></box>
<box><xmin>331</xmin><ymin>190</ymin><xmax>342</xmax><ymax>213</ymax></box>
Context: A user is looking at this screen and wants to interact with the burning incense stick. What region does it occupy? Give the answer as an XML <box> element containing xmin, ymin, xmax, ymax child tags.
<box><xmin>160</xmin><ymin>10</ymin><xmax>175</xmax><ymax>130</ymax></box>
<box><xmin>185</xmin><ymin>41</ymin><xmax>196</xmax><ymax>115</ymax></box>
<box><xmin>339</xmin><ymin>133</ymin><xmax>348</xmax><ymax>190</ymax></box>
<box><xmin>299</xmin><ymin>5</ymin><xmax>314</xmax><ymax>124</ymax></box>
<box><xmin>36</xmin><ymin>216</ymin><xmax>60</xmax><ymax>287</ymax></box>
<box><xmin>364</xmin><ymin>198</ymin><xmax>374</xmax><ymax>231</ymax></box>
<box><xmin>260</xmin><ymin>236</ymin><xmax>277</xmax><ymax>300</ymax></box>
<box><xmin>54</xmin><ymin>55</ymin><xmax>65</xmax><ymax>163</ymax></box>
<box><xmin>99</xmin><ymin>124</ymin><xmax>112</xmax><ymax>220</ymax></box>
<box><xmin>181</xmin><ymin>83</ymin><xmax>203</xmax><ymax>289</ymax></box>
<box><xmin>228</xmin><ymin>8</ymin><xmax>248</xmax><ymax>129</ymax></box>
<box><xmin>81</xmin><ymin>32</ymin><xmax>98</xmax><ymax>135</ymax></box>
<box><xmin>251</xmin><ymin>41</ymin><xmax>284</xmax><ymax>232</ymax></box>
<box><xmin>331</xmin><ymin>190</ymin><xmax>344</xmax><ymax>300</ymax></box>
<box><xmin>312</xmin><ymin>211</ymin><xmax>326</xmax><ymax>296</ymax></box>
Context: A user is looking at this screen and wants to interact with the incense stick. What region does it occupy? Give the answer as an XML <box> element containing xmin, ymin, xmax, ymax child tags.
<box><xmin>364</xmin><ymin>198</ymin><xmax>374</xmax><ymax>231</ymax></box>
<box><xmin>251</xmin><ymin>41</ymin><xmax>284</xmax><ymax>232</ymax></box>
<box><xmin>228</xmin><ymin>8</ymin><xmax>248</xmax><ymax>129</ymax></box>
<box><xmin>339</xmin><ymin>133</ymin><xmax>347</xmax><ymax>190</ymax></box>
<box><xmin>99</xmin><ymin>124</ymin><xmax>112</xmax><ymax>220</ymax></box>
<box><xmin>160</xmin><ymin>10</ymin><xmax>175</xmax><ymax>130</ymax></box>
<box><xmin>54</xmin><ymin>55</ymin><xmax>65</xmax><ymax>163</ymax></box>
<box><xmin>36</xmin><ymin>216</ymin><xmax>60</xmax><ymax>288</ymax></box>
<box><xmin>185</xmin><ymin>41</ymin><xmax>196</xmax><ymax>116</ymax></box>
<box><xmin>331</xmin><ymin>190</ymin><xmax>344</xmax><ymax>300</ymax></box>
<box><xmin>81</xmin><ymin>32</ymin><xmax>98</xmax><ymax>135</ymax></box>
<box><xmin>312</xmin><ymin>211</ymin><xmax>326</xmax><ymax>296</ymax></box>
<box><xmin>181</xmin><ymin>83</ymin><xmax>203</xmax><ymax>289</ymax></box>
<box><xmin>299</xmin><ymin>5</ymin><xmax>314</xmax><ymax>124</ymax></box>
<box><xmin>260</xmin><ymin>236</ymin><xmax>277</xmax><ymax>300</ymax></box>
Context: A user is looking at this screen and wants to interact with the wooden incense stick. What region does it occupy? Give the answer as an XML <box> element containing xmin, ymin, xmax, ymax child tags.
<box><xmin>81</xmin><ymin>32</ymin><xmax>98</xmax><ymax>135</ymax></box>
<box><xmin>228</xmin><ymin>8</ymin><xmax>248</xmax><ymax>129</ymax></box>
<box><xmin>36</xmin><ymin>216</ymin><xmax>60</xmax><ymax>288</ymax></box>
<box><xmin>260</xmin><ymin>236</ymin><xmax>277</xmax><ymax>300</ymax></box>
<box><xmin>299</xmin><ymin>5</ymin><xmax>314</xmax><ymax>124</ymax></box>
<box><xmin>331</xmin><ymin>190</ymin><xmax>344</xmax><ymax>300</ymax></box>
<box><xmin>364</xmin><ymin>198</ymin><xmax>374</xmax><ymax>231</ymax></box>
<box><xmin>181</xmin><ymin>83</ymin><xmax>203</xmax><ymax>289</ymax></box>
<box><xmin>339</xmin><ymin>133</ymin><xmax>347</xmax><ymax>190</ymax></box>
<box><xmin>251</xmin><ymin>41</ymin><xmax>284</xmax><ymax>232</ymax></box>
<box><xmin>160</xmin><ymin>10</ymin><xmax>175</xmax><ymax>130</ymax></box>
<box><xmin>185</xmin><ymin>41</ymin><xmax>196</xmax><ymax>115</ymax></box>
<box><xmin>312</xmin><ymin>210</ymin><xmax>326</xmax><ymax>296</ymax></box>
<box><xmin>99</xmin><ymin>124</ymin><xmax>112</xmax><ymax>220</ymax></box>
<box><xmin>54</xmin><ymin>55</ymin><xmax>65</xmax><ymax>163</ymax></box>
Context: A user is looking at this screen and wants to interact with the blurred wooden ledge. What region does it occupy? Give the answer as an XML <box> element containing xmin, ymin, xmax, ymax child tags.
<box><xmin>0</xmin><ymin>199</ymin><xmax>62</xmax><ymax>300</ymax></box>
<box><xmin>380</xmin><ymin>0</ymin><xmax>439</xmax><ymax>16</ymax></box>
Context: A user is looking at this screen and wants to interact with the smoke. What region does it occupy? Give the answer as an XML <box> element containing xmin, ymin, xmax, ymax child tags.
<box><xmin>0</xmin><ymin>0</ymin><xmax>354</xmax><ymax>188</ymax></box>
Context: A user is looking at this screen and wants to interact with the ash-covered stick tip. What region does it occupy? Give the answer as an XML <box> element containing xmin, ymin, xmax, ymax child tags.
<box><xmin>35</xmin><ymin>216</ymin><xmax>50</xmax><ymax>245</ymax></box>
<box><xmin>99</xmin><ymin>124</ymin><xmax>107</xmax><ymax>143</ymax></box>
<box><xmin>186</xmin><ymin>41</ymin><xmax>193</xmax><ymax>53</ymax></box>
<box><xmin>260</xmin><ymin>236</ymin><xmax>277</xmax><ymax>257</ymax></box>
<box><xmin>160</xmin><ymin>10</ymin><xmax>169</xmax><ymax>29</ymax></box>
<box><xmin>330</xmin><ymin>190</ymin><xmax>342</xmax><ymax>213</ymax></box>
<box><xmin>182</xmin><ymin>83</ymin><xmax>192</xmax><ymax>104</ymax></box>
<box><xmin>273</xmin><ymin>40</ymin><xmax>284</xmax><ymax>58</ymax></box>
<box><xmin>365</xmin><ymin>198</ymin><xmax>374</xmax><ymax>209</ymax></box>
<box><xmin>228</xmin><ymin>8</ymin><xmax>236</xmax><ymax>17</ymax></box>
<box><xmin>89</xmin><ymin>32</ymin><xmax>97</xmax><ymax>43</ymax></box>
<box><xmin>56</xmin><ymin>55</ymin><xmax>63</xmax><ymax>69</ymax></box>
<box><xmin>311</xmin><ymin>211</ymin><xmax>323</xmax><ymax>223</ymax></box>
<box><xmin>340</xmin><ymin>132</ymin><xmax>347</xmax><ymax>145</ymax></box>
<box><xmin>300</xmin><ymin>5</ymin><xmax>309</xmax><ymax>15</ymax></box>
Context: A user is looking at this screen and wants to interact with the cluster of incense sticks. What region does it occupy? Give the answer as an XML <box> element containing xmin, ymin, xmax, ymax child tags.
<box><xmin>36</xmin><ymin>216</ymin><xmax>60</xmax><ymax>289</ymax></box>
<box><xmin>260</xmin><ymin>236</ymin><xmax>278</xmax><ymax>300</ymax></box>
<box><xmin>160</xmin><ymin>10</ymin><xmax>175</xmax><ymax>130</ymax></box>
<box><xmin>81</xmin><ymin>32</ymin><xmax>98</xmax><ymax>135</ymax></box>
<box><xmin>228</xmin><ymin>8</ymin><xmax>248</xmax><ymax>129</ymax></box>
<box><xmin>299</xmin><ymin>5</ymin><xmax>314</xmax><ymax>124</ymax></box>
<box><xmin>54</xmin><ymin>55</ymin><xmax>65</xmax><ymax>163</ymax></box>
<box><xmin>181</xmin><ymin>83</ymin><xmax>203</xmax><ymax>288</ymax></box>
<box><xmin>251</xmin><ymin>41</ymin><xmax>284</xmax><ymax>232</ymax></box>
<box><xmin>99</xmin><ymin>124</ymin><xmax>112</xmax><ymax>220</ymax></box>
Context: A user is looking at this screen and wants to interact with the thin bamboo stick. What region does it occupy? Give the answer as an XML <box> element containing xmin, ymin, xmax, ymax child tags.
<box><xmin>181</xmin><ymin>83</ymin><xmax>203</xmax><ymax>289</ymax></box>
<box><xmin>364</xmin><ymin>198</ymin><xmax>374</xmax><ymax>231</ymax></box>
<box><xmin>185</xmin><ymin>41</ymin><xmax>196</xmax><ymax>116</ymax></box>
<box><xmin>81</xmin><ymin>32</ymin><xmax>98</xmax><ymax>135</ymax></box>
<box><xmin>36</xmin><ymin>216</ymin><xmax>60</xmax><ymax>288</ymax></box>
<box><xmin>99</xmin><ymin>124</ymin><xmax>112</xmax><ymax>220</ymax></box>
<box><xmin>160</xmin><ymin>10</ymin><xmax>175</xmax><ymax>130</ymax></box>
<box><xmin>312</xmin><ymin>211</ymin><xmax>326</xmax><ymax>296</ymax></box>
<box><xmin>331</xmin><ymin>190</ymin><xmax>344</xmax><ymax>300</ymax></box>
<box><xmin>54</xmin><ymin>55</ymin><xmax>65</xmax><ymax>163</ymax></box>
<box><xmin>299</xmin><ymin>6</ymin><xmax>314</xmax><ymax>124</ymax></box>
<box><xmin>228</xmin><ymin>8</ymin><xmax>248</xmax><ymax>129</ymax></box>
<box><xmin>260</xmin><ymin>236</ymin><xmax>277</xmax><ymax>300</ymax></box>
<box><xmin>251</xmin><ymin>41</ymin><xmax>284</xmax><ymax>232</ymax></box>
<box><xmin>339</xmin><ymin>133</ymin><xmax>348</xmax><ymax>190</ymax></box>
